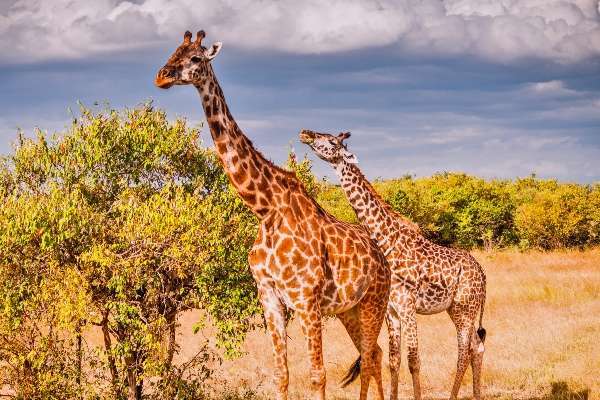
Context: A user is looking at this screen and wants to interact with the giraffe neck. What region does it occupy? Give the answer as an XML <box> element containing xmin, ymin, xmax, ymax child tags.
<box><xmin>194</xmin><ymin>65</ymin><xmax>284</xmax><ymax>217</ymax></box>
<box><xmin>335</xmin><ymin>161</ymin><xmax>414</xmax><ymax>254</ymax></box>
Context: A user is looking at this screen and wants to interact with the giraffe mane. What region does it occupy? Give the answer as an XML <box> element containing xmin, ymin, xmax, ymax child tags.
<box><xmin>348</xmin><ymin>164</ymin><xmax>421</xmax><ymax>233</ymax></box>
<box><xmin>242</xmin><ymin>136</ymin><xmax>299</xmax><ymax>181</ymax></box>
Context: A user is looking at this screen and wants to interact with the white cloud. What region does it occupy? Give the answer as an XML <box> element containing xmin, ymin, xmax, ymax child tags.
<box><xmin>533</xmin><ymin>100</ymin><xmax>600</xmax><ymax>119</ymax></box>
<box><xmin>421</xmin><ymin>127</ymin><xmax>483</xmax><ymax>145</ymax></box>
<box><xmin>528</xmin><ymin>80</ymin><xmax>568</xmax><ymax>92</ymax></box>
<box><xmin>1</xmin><ymin>0</ymin><xmax>600</xmax><ymax>64</ymax></box>
<box><xmin>524</xmin><ymin>80</ymin><xmax>581</xmax><ymax>96</ymax></box>
<box><xmin>273</xmin><ymin>101</ymin><xmax>600</xmax><ymax>182</ymax></box>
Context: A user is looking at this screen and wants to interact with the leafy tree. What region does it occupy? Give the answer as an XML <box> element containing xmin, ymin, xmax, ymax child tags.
<box><xmin>285</xmin><ymin>151</ymin><xmax>321</xmax><ymax>198</ymax></box>
<box><xmin>285</xmin><ymin>151</ymin><xmax>360</xmax><ymax>223</ymax></box>
<box><xmin>316</xmin><ymin>184</ymin><xmax>358</xmax><ymax>224</ymax></box>
<box><xmin>0</xmin><ymin>186</ymin><xmax>96</xmax><ymax>399</ymax></box>
<box><xmin>0</xmin><ymin>104</ymin><xmax>259</xmax><ymax>399</ymax></box>
<box><xmin>1</xmin><ymin>101</ymin><xmax>599</xmax><ymax>400</ymax></box>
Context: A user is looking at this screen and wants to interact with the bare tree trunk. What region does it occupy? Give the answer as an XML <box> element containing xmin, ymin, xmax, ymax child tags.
<box><xmin>101</xmin><ymin>311</ymin><xmax>119</xmax><ymax>395</ymax></box>
<box><xmin>126</xmin><ymin>357</ymin><xmax>137</xmax><ymax>400</ymax></box>
<box><xmin>125</xmin><ymin>353</ymin><xmax>143</xmax><ymax>400</ymax></box>
<box><xmin>137</xmin><ymin>378</ymin><xmax>143</xmax><ymax>400</ymax></box>
<box><xmin>75</xmin><ymin>321</ymin><xmax>83</xmax><ymax>398</ymax></box>
<box><xmin>166</xmin><ymin>311</ymin><xmax>177</xmax><ymax>369</ymax></box>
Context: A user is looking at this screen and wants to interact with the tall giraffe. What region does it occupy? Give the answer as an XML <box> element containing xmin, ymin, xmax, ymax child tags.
<box><xmin>155</xmin><ymin>31</ymin><xmax>390</xmax><ymax>400</ymax></box>
<box><xmin>299</xmin><ymin>129</ymin><xmax>487</xmax><ymax>400</ymax></box>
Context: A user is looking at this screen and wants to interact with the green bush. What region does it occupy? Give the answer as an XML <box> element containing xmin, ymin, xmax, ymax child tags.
<box><xmin>514</xmin><ymin>183</ymin><xmax>592</xmax><ymax>249</ymax></box>
<box><xmin>0</xmin><ymin>104</ymin><xmax>259</xmax><ymax>399</ymax></box>
<box><xmin>371</xmin><ymin>173</ymin><xmax>516</xmax><ymax>248</ymax></box>
<box><xmin>589</xmin><ymin>184</ymin><xmax>600</xmax><ymax>243</ymax></box>
<box><xmin>315</xmin><ymin>172</ymin><xmax>598</xmax><ymax>250</ymax></box>
<box><xmin>316</xmin><ymin>185</ymin><xmax>357</xmax><ymax>223</ymax></box>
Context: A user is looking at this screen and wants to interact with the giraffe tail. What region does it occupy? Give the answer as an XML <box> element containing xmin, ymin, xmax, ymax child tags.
<box><xmin>340</xmin><ymin>356</ymin><xmax>361</xmax><ymax>387</ymax></box>
<box><xmin>476</xmin><ymin>286</ymin><xmax>487</xmax><ymax>353</ymax></box>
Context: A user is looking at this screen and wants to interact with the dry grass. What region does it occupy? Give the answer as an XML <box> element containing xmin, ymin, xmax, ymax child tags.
<box><xmin>176</xmin><ymin>248</ymin><xmax>600</xmax><ymax>399</ymax></box>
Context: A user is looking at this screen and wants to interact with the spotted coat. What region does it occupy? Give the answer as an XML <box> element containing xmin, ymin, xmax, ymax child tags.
<box><xmin>155</xmin><ymin>31</ymin><xmax>391</xmax><ymax>400</ymax></box>
<box><xmin>300</xmin><ymin>129</ymin><xmax>487</xmax><ymax>400</ymax></box>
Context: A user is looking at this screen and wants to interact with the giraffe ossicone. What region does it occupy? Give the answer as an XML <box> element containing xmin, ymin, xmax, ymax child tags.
<box><xmin>300</xmin><ymin>128</ymin><xmax>488</xmax><ymax>400</ymax></box>
<box><xmin>155</xmin><ymin>30</ymin><xmax>391</xmax><ymax>400</ymax></box>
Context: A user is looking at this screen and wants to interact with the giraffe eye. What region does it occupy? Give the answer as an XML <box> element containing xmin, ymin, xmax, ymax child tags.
<box><xmin>191</xmin><ymin>55</ymin><xmax>202</xmax><ymax>63</ymax></box>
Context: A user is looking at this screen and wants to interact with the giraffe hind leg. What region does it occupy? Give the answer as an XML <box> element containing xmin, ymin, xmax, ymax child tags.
<box><xmin>339</xmin><ymin>296</ymin><xmax>386</xmax><ymax>399</ymax></box>
<box><xmin>471</xmin><ymin>314</ymin><xmax>486</xmax><ymax>400</ymax></box>
<box><xmin>449</xmin><ymin>270</ymin><xmax>487</xmax><ymax>400</ymax></box>
<box><xmin>471</xmin><ymin>332</ymin><xmax>484</xmax><ymax>400</ymax></box>
<box><xmin>358</xmin><ymin>292</ymin><xmax>387</xmax><ymax>400</ymax></box>
<box><xmin>337</xmin><ymin>308</ymin><xmax>362</xmax><ymax>388</ymax></box>
<box><xmin>447</xmin><ymin>304</ymin><xmax>479</xmax><ymax>400</ymax></box>
<box><xmin>338</xmin><ymin>307</ymin><xmax>385</xmax><ymax>400</ymax></box>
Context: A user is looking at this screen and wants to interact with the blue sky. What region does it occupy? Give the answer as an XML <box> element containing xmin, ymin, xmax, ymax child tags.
<box><xmin>1</xmin><ymin>0</ymin><xmax>600</xmax><ymax>182</ymax></box>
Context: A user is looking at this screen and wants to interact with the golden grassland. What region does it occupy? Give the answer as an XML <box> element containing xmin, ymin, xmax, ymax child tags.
<box><xmin>177</xmin><ymin>248</ymin><xmax>600</xmax><ymax>400</ymax></box>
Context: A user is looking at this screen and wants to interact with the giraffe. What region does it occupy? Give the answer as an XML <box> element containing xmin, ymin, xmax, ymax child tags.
<box><xmin>299</xmin><ymin>129</ymin><xmax>487</xmax><ymax>400</ymax></box>
<box><xmin>155</xmin><ymin>31</ymin><xmax>390</xmax><ymax>400</ymax></box>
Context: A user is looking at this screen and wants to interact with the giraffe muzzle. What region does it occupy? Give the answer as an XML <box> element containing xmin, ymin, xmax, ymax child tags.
<box><xmin>299</xmin><ymin>129</ymin><xmax>315</xmax><ymax>144</ymax></box>
<box><xmin>155</xmin><ymin>67</ymin><xmax>177</xmax><ymax>89</ymax></box>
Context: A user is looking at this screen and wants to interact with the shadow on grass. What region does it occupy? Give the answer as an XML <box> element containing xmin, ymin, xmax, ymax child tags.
<box><xmin>211</xmin><ymin>381</ymin><xmax>591</xmax><ymax>400</ymax></box>
<box><xmin>525</xmin><ymin>381</ymin><xmax>590</xmax><ymax>400</ymax></box>
<box><xmin>462</xmin><ymin>381</ymin><xmax>590</xmax><ymax>400</ymax></box>
<box><xmin>452</xmin><ymin>381</ymin><xmax>590</xmax><ymax>400</ymax></box>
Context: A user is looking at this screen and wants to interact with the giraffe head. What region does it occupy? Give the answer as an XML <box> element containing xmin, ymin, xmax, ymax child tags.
<box><xmin>299</xmin><ymin>129</ymin><xmax>358</xmax><ymax>165</ymax></box>
<box><xmin>155</xmin><ymin>30</ymin><xmax>222</xmax><ymax>89</ymax></box>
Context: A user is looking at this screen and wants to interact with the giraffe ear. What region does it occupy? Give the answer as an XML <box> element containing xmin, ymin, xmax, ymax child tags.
<box><xmin>205</xmin><ymin>42</ymin><xmax>222</xmax><ymax>60</ymax></box>
<box><xmin>341</xmin><ymin>148</ymin><xmax>358</xmax><ymax>164</ymax></box>
<box><xmin>338</xmin><ymin>131</ymin><xmax>351</xmax><ymax>142</ymax></box>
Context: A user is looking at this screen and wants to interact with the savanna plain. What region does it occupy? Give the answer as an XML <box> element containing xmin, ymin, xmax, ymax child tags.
<box><xmin>173</xmin><ymin>248</ymin><xmax>599</xmax><ymax>400</ymax></box>
<box><xmin>2</xmin><ymin>110</ymin><xmax>598</xmax><ymax>400</ymax></box>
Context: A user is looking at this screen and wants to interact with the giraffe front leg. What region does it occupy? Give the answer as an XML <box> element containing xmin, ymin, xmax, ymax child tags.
<box><xmin>401</xmin><ymin>307</ymin><xmax>422</xmax><ymax>400</ymax></box>
<box><xmin>386</xmin><ymin>304</ymin><xmax>402</xmax><ymax>400</ymax></box>
<box><xmin>297</xmin><ymin>301</ymin><xmax>326</xmax><ymax>400</ymax></box>
<box><xmin>258</xmin><ymin>284</ymin><xmax>289</xmax><ymax>400</ymax></box>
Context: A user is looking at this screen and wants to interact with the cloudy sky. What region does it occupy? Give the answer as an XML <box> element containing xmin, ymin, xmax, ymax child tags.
<box><xmin>1</xmin><ymin>0</ymin><xmax>600</xmax><ymax>182</ymax></box>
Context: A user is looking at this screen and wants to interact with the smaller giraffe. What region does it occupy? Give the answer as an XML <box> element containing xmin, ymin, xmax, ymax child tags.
<box><xmin>299</xmin><ymin>129</ymin><xmax>487</xmax><ymax>400</ymax></box>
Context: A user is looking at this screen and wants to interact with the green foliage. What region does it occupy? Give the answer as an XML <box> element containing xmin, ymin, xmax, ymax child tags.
<box><xmin>0</xmin><ymin>187</ymin><xmax>96</xmax><ymax>399</ymax></box>
<box><xmin>214</xmin><ymin>388</ymin><xmax>262</xmax><ymax>400</ymax></box>
<box><xmin>285</xmin><ymin>151</ymin><xmax>320</xmax><ymax>198</ymax></box>
<box><xmin>374</xmin><ymin>173</ymin><xmax>516</xmax><ymax>248</ymax></box>
<box><xmin>316</xmin><ymin>172</ymin><xmax>599</xmax><ymax>250</ymax></box>
<box><xmin>1</xmin><ymin>102</ymin><xmax>598</xmax><ymax>399</ymax></box>
<box><xmin>514</xmin><ymin>183</ymin><xmax>592</xmax><ymax>249</ymax></box>
<box><xmin>588</xmin><ymin>184</ymin><xmax>600</xmax><ymax>243</ymax></box>
<box><xmin>0</xmin><ymin>104</ymin><xmax>259</xmax><ymax>399</ymax></box>
<box><xmin>285</xmin><ymin>151</ymin><xmax>359</xmax><ymax>223</ymax></box>
<box><xmin>316</xmin><ymin>185</ymin><xmax>357</xmax><ymax>223</ymax></box>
